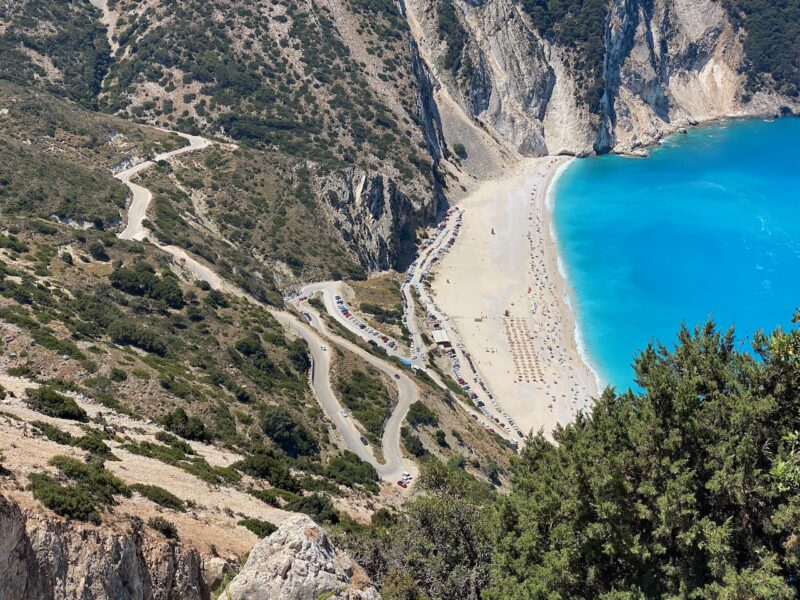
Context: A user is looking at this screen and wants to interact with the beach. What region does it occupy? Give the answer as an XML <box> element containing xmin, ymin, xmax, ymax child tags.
<box><xmin>431</xmin><ymin>156</ymin><xmax>598</xmax><ymax>437</ymax></box>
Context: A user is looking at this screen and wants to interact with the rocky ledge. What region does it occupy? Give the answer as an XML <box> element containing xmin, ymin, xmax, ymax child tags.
<box><xmin>0</xmin><ymin>494</ymin><xmax>379</xmax><ymax>600</ymax></box>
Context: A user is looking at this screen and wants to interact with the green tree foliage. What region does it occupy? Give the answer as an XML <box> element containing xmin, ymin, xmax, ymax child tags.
<box><xmin>259</xmin><ymin>405</ymin><xmax>319</xmax><ymax>458</ymax></box>
<box><xmin>25</xmin><ymin>386</ymin><xmax>88</xmax><ymax>422</ymax></box>
<box><xmin>162</xmin><ymin>407</ymin><xmax>211</xmax><ymax>442</ymax></box>
<box><xmin>487</xmin><ymin>321</ymin><xmax>800</xmax><ymax>599</ymax></box>
<box><xmin>723</xmin><ymin>0</ymin><xmax>800</xmax><ymax>97</ymax></box>
<box><xmin>340</xmin><ymin>460</ymin><xmax>496</xmax><ymax>600</ymax></box>
<box><xmin>110</xmin><ymin>262</ymin><xmax>185</xmax><ymax>308</ymax></box>
<box><xmin>521</xmin><ymin>0</ymin><xmax>607</xmax><ymax>112</ymax></box>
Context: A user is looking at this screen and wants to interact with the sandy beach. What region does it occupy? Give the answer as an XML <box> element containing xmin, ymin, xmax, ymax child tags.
<box><xmin>431</xmin><ymin>156</ymin><xmax>598</xmax><ymax>437</ymax></box>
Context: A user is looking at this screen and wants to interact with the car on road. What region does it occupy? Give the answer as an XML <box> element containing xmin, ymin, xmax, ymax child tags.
<box><xmin>321</xmin><ymin>346</ymin><xmax>327</xmax><ymax>351</ymax></box>
<box><xmin>394</xmin><ymin>373</ymin><xmax>400</xmax><ymax>379</ymax></box>
<box><xmin>340</xmin><ymin>409</ymin><xmax>348</xmax><ymax>417</ymax></box>
<box><xmin>360</xmin><ymin>436</ymin><xmax>369</xmax><ymax>445</ymax></box>
<box><xmin>397</xmin><ymin>481</ymin><xmax>407</xmax><ymax>488</ymax></box>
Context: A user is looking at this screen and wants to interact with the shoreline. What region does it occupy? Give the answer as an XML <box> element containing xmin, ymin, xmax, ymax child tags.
<box><xmin>543</xmin><ymin>159</ymin><xmax>605</xmax><ymax>392</ymax></box>
<box><xmin>431</xmin><ymin>156</ymin><xmax>598</xmax><ymax>437</ymax></box>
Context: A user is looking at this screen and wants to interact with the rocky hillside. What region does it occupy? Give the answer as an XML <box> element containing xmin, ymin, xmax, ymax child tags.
<box><xmin>3</xmin><ymin>0</ymin><xmax>800</xmax><ymax>236</ymax></box>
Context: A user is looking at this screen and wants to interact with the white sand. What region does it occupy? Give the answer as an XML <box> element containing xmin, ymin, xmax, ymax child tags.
<box><xmin>431</xmin><ymin>156</ymin><xmax>598</xmax><ymax>437</ymax></box>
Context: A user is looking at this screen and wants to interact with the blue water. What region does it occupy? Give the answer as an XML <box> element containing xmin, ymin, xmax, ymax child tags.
<box><xmin>553</xmin><ymin>117</ymin><xmax>800</xmax><ymax>390</ymax></box>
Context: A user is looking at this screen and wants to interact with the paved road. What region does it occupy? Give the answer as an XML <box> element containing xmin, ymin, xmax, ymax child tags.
<box><xmin>113</xmin><ymin>133</ymin><xmax>415</xmax><ymax>483</ymax></box>
<box><xmin>295</xmin><ymin>275</ymin><xmax>518</xmax><ymax>447</ymax></box>
<box><xmin>297</xmin><ymin>306</ymin><xmax>418</xmax><ymax>481</ymax></box>
<box><xmin>117</xmin><ymin>133</ymin><xmax>211</xmax><ymax>241</ymax></box>
<box><xmin>293</xmin><ymin>281</ymin><xmax>408</xmax><ymax>360</ymax></box>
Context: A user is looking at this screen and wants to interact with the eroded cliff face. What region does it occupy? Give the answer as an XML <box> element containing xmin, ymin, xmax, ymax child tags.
<box><xmin>0</xmin><ymin>495</ymin><xmax>207</xmax><ymax>600</ymax></box>
<box><xmin>316</xmin><ymin>168</ymin><xmax>435</xmax><ymax>272</ymax></box>
<box><xmin>0</xmin><ymin>496</ymin><xmax>380</xmax><ymax>600</ymax></box>
<box><xmin>404</xmin><ymin>0</ymin><xmax>800</xmax><ymax>160</ymax></box>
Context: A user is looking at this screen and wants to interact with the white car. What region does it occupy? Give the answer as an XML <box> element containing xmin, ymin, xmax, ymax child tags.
<box><xmin>340</xmin><ymin>409</ymin><xmax>348</xmax><ymax>417</ymax></box>
<box><xmin>321</xmin><ymin>346</ymin><xmax>327</xmax><ymax>351</ymax></box>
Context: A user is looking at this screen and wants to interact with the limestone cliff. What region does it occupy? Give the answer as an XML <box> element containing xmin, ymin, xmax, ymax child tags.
<box><xmin>316</xmin><ymin>168</ymin><xmax>435</xmax><ymax>271</ymax></box>
<box><xmin>404</xmin><ymin>0</ymin><xmax>800</xmax><ymax>160</ymax></box>
<box><xmin>0</xmin><ymin>495</ymin><xmax>379</xmax><ymax>600</ymax></box>
<box><xmin>0</xmin><ymin>494</ymin><xmax>207</xmax><ymax>600</ymax></box>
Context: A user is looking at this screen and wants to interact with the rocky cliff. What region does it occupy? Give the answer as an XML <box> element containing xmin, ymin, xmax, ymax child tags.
<box><xmin>404</xmin><ymin>0</ymin><xmax>800</xmax><ymax>160</ymax></box>
<box><xmin>0</xmin><ymin>495</ymin><xmax>379</xmax><ymax>600</ymax></box>
<box><xmin>0</xmin><ymin>494</ymin><xmax>207</xmax><ymax>600</ymax></box>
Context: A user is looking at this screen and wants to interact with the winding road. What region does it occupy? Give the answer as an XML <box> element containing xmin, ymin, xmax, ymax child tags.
<box><xmin>113</xmin><ymin>132</ymin><xmax>416</xmax><ymax>484</ymax></box>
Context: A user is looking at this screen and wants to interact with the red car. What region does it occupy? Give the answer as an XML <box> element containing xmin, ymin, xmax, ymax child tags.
<box><xmin>397</xmin><ymin>481</ymin><xmax>407</xmax><ymax>488</ymax></box>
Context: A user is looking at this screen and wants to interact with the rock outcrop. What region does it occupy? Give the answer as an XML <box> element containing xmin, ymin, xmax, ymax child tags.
<box><xmin>0</xmin><ymin>495</ymin><xmax>379</xmax><ymax>600</ymax></box>
<box><xmin>224</xmin><ymin>514</ymin><xmax>381</xmax><ymax>600</ymax></box>
<box><xmin>317</xmin><ymin>168</ymin><xmax>430</xmax><ymax>272</ymax></box>
<box><xmin>0</xmin><ymin>494</ymin><xmax>207</xmax><ymax>600</ymax></box>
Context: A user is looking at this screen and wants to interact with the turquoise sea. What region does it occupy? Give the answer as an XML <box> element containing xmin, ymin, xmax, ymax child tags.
<box><xmin>553</xmin><ymin>117</ymin><xmax>800</xmax><ymax>390</ymax></box>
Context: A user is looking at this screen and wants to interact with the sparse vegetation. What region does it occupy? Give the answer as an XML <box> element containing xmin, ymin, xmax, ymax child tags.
<box><xmin>148</xmin><ymin>516</ymin><xmax>179</xmax><ymax>539</ymax></box>
<box><xmin>238</xmin><ymin>518</ymin><xmax>278</xmax><ymax>538</ymax></box>
<box><xmin>25</xmin><ymin>387</ymin><xmax>88</xmax><ymax>422</ymax></box>
<box><xmin>131</xmin><ymin>483</ymin><xmax>186</xmax><ymax>512</ymax></box>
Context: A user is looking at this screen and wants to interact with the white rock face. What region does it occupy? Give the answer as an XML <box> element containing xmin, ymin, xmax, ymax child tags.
<box><xmin>404</xmin><ymin>0</ymin><xmax>800</xmax><ymax>159</ymax></box>
<box><xmin>224</xmin><ymin>515</ymin><xmax>380</xmax><ymax>600</ymax></box>
<box><xmin>0</xmin><ymin>494</ymin><xmax>206</xmax><ymax>600</ymax></box>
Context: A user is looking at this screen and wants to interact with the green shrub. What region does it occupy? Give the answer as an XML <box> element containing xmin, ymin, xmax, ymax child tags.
<box><xmin>337</xmin><ymin>369</ymin><xmax>392</xmax><ymax>443</ymax></box>
<box><xmin>288</xmin><ymin>493</ymin><xmax>339</xmax><ymax>525</ymax></box>
<box><xmin>162</xmin><ymin>407</ymin><xmax>210</xmax><ymax>442</ymax></box>
<box><xmin>238</xmin><ymin>518</ymin><xmax>278</xmax><ymax>537</ymax></box>
<box><xmin>110</xmin><ymin>263</ymin><xmax>184</xmax><ymax>308</ymax></box>
<box><xmin>435</xmin><ymin>429</ymin><xmax>449</xmax><ymax>448</ymax></box>
<box><xmin>148</xmin><ymin>516</ymin><xmax>179</xmax><ymax>539</ymax></box>
<box><xmin>155</xmin><ymin>430</ymin><xmax>195</xmax><ymax>454</ymax></box>
<box><xmin>25</xmin><ymin>387</ymin><xmax>88</xmax><ymax>422</ymax></box>
<box><xmin>28</xmin><ymin>473</ymin><xmax>100</xmax><ymax>523</ymax></box>
<box><xmin>326</xmin><ymin>451</ymin><xmax>379</xmax><ymax>494</ymax></box>
<box><xmin>32</xmin><ymin>420</ymin><xmax>75</xmax><ymax>445</ymax></box>
<box><xmin>48</xmin><ymin>455</ymin><xmax>129</xmax><ymax>505</ymax></box>
<box><xmin>108</xmin><ymin>319</ymin><xmax>167</xmax><ymax>356</ymax></box>
<box><xmin>131</xmin><ymin>483</ymin><xmax>185</xmax><ymax>512</ymax></box>
<box><xmin>406</xmin><ymin>401</ymin><xmax>438</xmax><ymax>428</ymax></box>
<box><xmin>88</xmin><ymin>241</ymin><xmax>109</xmax><ymax>261</ymax></box>
<box><xmin>236</xmin><ymin>451</ymin><xmax>300</xmax><ymax>492</ymax></box>
<box><xmin>259</xmin><ymin>405</ymin><xmax>319</xmax><ymax>458</ymax></box>
<box><xmin>401</xmin><ymin>426</ymin><xmax>427</xmax><ymax>457</ymax></box>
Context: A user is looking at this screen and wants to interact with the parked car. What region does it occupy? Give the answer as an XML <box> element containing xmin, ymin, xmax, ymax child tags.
<box><xmin>360</xmin><ymin>436</ymin><xmax>369</xmax><ymax>445</ymax></box>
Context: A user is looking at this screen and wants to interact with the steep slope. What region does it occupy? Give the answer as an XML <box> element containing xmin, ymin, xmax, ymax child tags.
<box><xmin>404</xmin><ymin>0</ymin><xmax>800</xmax><ymax>158</ymax></box>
